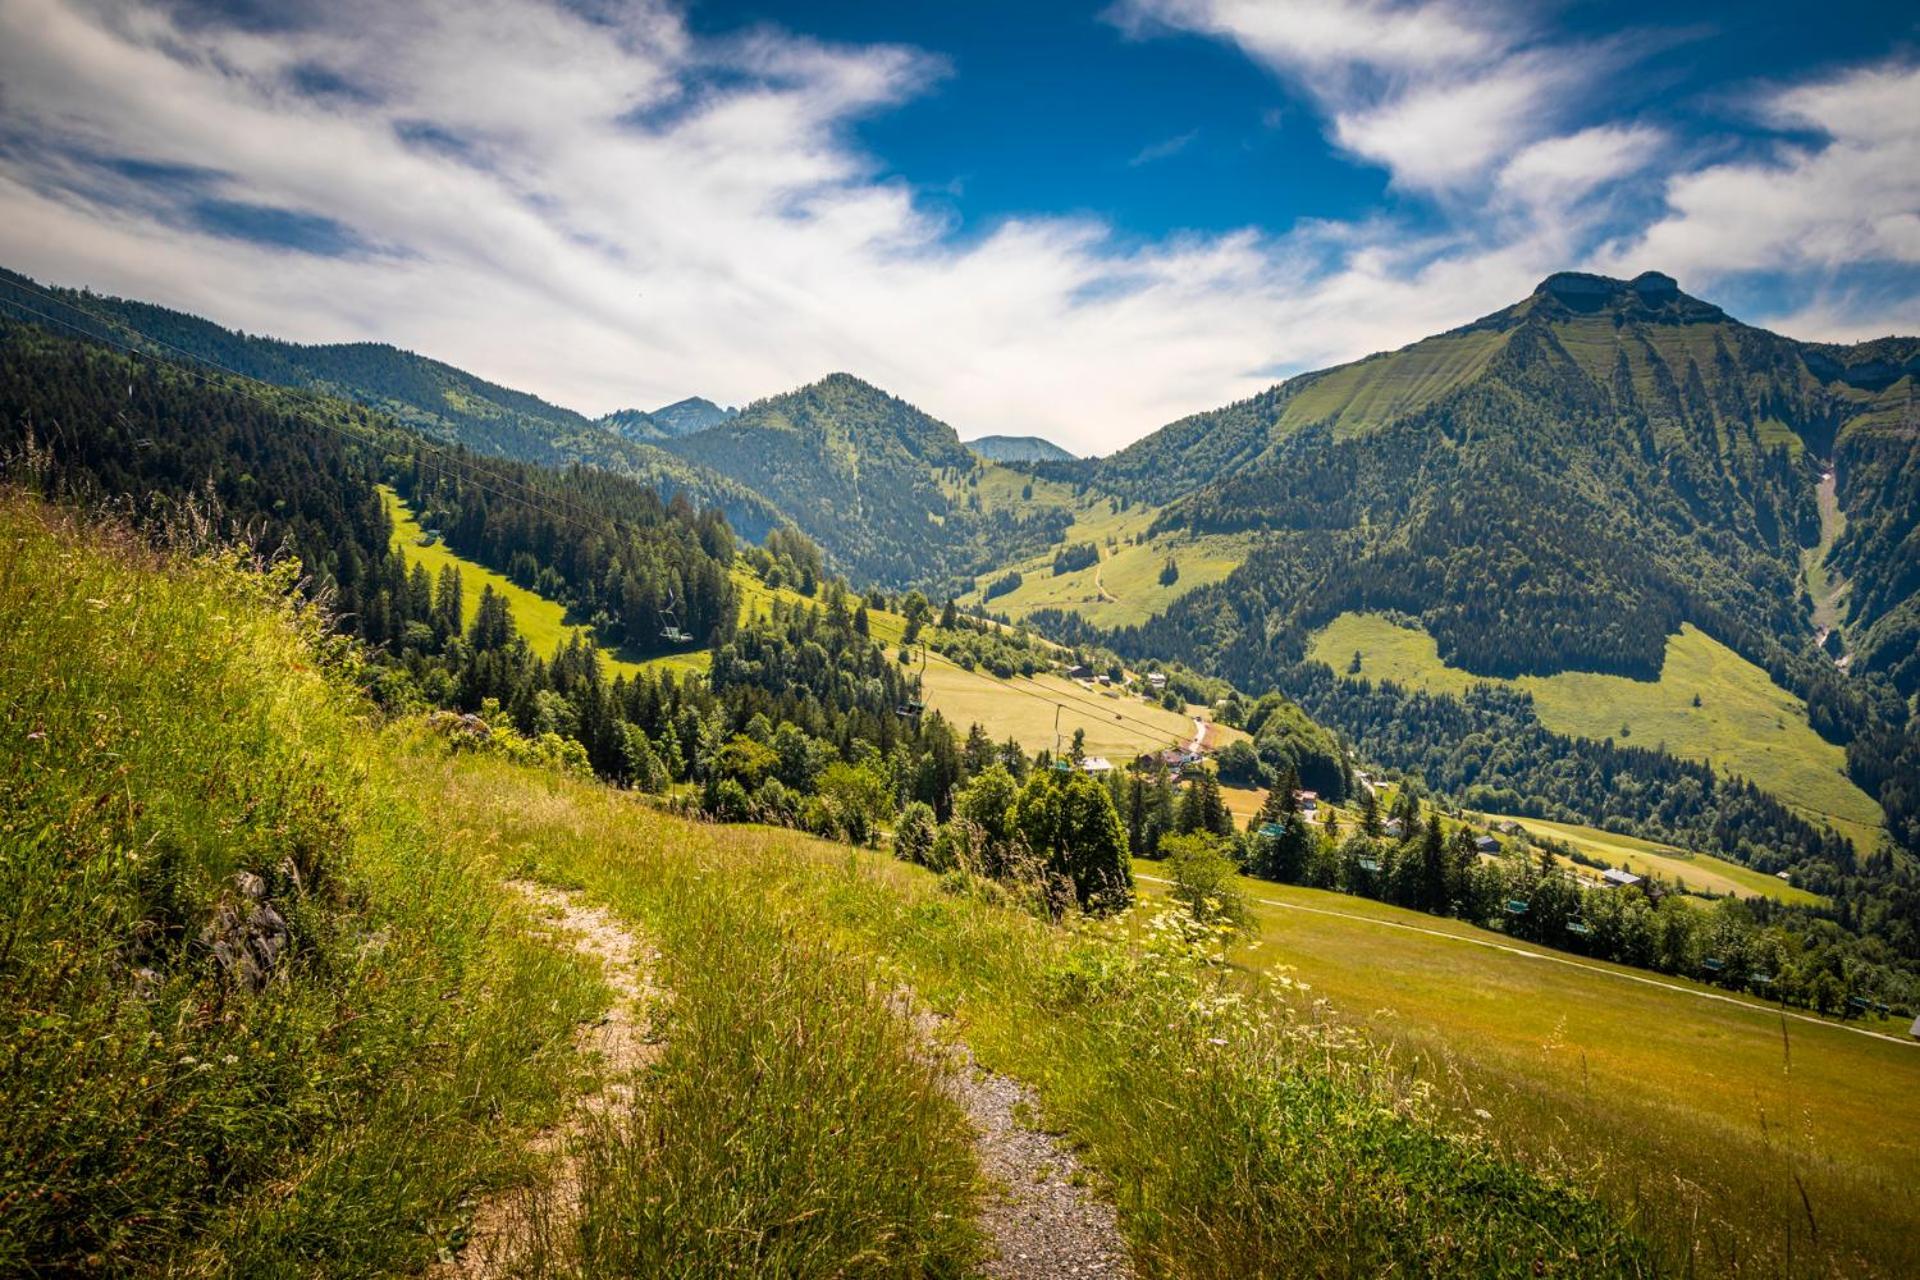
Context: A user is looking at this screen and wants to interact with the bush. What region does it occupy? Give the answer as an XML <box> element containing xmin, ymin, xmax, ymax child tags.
<box><xmin>894</xmin><ymin>801</ymin><xmax>938</xmax><ymax>866</ymax></box>
<box><xmin>1162</xmin><ymin>832</ymin><xmax>1256</xmax><ymax>935</ymax></box>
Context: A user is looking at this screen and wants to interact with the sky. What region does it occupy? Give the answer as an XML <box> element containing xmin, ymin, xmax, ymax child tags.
<box><xmin>0</xmin><ymin>0</ymin><xmax>1916</xmax><ymax>454</ymax></box>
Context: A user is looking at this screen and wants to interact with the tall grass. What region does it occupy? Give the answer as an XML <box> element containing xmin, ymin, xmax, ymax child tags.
<box><xmin>436</xmin><ymin>756</ymin><xmax>1651</xmax><ymax>1278</ymax></box>
<box><xmin>0</xmin><ymin>495</ymin><xmax>598</xmax><ymax>1274</ymax></box>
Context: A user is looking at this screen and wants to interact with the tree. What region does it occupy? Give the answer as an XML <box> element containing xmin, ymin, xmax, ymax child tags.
<box><xmin>1014</xmin><ymin>769</ymin><xmax>1133</xmax><ymax>912</ymax></box>
<box><xmin>1358</xmin><ymin>787</ymin><xmax>1381</xmax><ymax>837</ymax></box>
<box><xmin>955</xmin><ymin>764</ymin><xmax>1022</xmax><ymax>875</ymax></box>
<box><xmin>894</xmin><ymin>801</ymin><xmax>937</xmax><ymax>866</ymax></box>
<box><xmin>1162</xmin><ymin>833</ymin><xmax>1253</xmax><ymax>935</ymax></box>
<box><xmin>817</xmin><ymin>760</ymin><xmax>895</xmax><ymax>846</ymax></box>
<box><xmin>1178</xmin><ymin>769</ymin><xmax>1232</xmax><ymax>838</ymax></box>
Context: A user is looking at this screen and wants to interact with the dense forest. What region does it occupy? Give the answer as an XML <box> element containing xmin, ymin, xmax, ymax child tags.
<box><xmin>0</xmin><ymin>268</ymin><xmax>789</xmax><ymax>541</ymax></box>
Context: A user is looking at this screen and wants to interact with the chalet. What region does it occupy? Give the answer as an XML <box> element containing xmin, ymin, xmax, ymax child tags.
<box><xmin>1147</xmin><ymin>672</ymin><xmax>1168</xmax><ymax>689</ymax></box>
<box><xmin>1293</xmin><ymin>790</ymin><xmax>1319</xmax><ymax>813</ymax></box>
<box><xmin>1064</xmin><ymin>663</ymin><xmax>1093</xmax><ymax>680</ymax></box>
<box><xmin>1495</xmin><ymin>820</ymin><xmax>1524</xmax><ymax>835</ymax></box>
<box><xmin>1080</xmin><ymin>756</ymin><xmax>1115</xmax><ymax>775</ymax></box>
<box><xmin>1382</xmin><ymin>817</ymin><xmax>1405</xmax><ymax>839</ymax></box>
<box><xmin>1473</xmin><ymin>834</ymin><xmax>1501</xmax><ymax>854</ymax></box>
<box><xmin>1602</xmin><ymin>868</ymin><xmax>1643</xmax><ymax>889</ymax></box>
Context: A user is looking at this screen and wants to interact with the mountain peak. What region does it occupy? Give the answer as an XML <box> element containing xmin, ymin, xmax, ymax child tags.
<box><xmin>1527</xmin><ymin>270</ymin><xmax>1719</xmax><ymax>321</ymax></box>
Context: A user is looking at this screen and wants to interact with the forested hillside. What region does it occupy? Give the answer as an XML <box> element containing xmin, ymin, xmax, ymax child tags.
<box><xmin>0</xmin><ymin>269</ymin><xmax>788</xmax><ymax>542</ymax></box>
<box><xmin>659</xmin><ymin>373</ymin><xmax>1073</xmax><ymax>588</ymax></box>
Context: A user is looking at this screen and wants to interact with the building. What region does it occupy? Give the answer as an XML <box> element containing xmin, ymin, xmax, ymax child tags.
<box><xmin>1473</xmin><ymin>834</ymin><xmax>1501</xmax><ymax>854</ymax></box>
<box><xmin>1064</xmin><ymin>663</ymin><xmax>1093</xmax><ymax>680</ymax></box>
<box><xmin>1382</xmin><ymin>817</ymin><xmax>1404</xmax><ymax>839</ymax></box>
<box><xmin>1080</xmin><ymin>756</ymin><xmax>1114</xmax><ymax>775</ymax></box>
<box><xmin>1602</xmin><ymin>868</ymin><xmax>1643</xmax><ymax>889</ymax></box>
<box><xmin>1293</xmin><ymin>790</ymin><xmax>1319</xmax><ymax>813</ymax></box>
<box><xmin>1147</xmin><ymin>672</ymin><xmax>1168</xmax><ymax>689</ymax></box>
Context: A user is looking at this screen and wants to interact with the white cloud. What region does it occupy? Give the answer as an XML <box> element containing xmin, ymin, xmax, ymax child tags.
<box><xmin>0</xmin><ymin>0</ymin><xmax>1911</xmax><ymax>460</ymax></box>
<box><xmin>1599</xmin><ymin>61</ymin><xmax>1920</xmax><ymax>281</ymax></box>
<box><xmin>1108</xmin><ymin>0</ymin><xmax>1603</xmax><ymax>193</ymax></box>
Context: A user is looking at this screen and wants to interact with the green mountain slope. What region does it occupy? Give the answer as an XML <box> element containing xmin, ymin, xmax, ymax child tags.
<box><xmin>658</xmin><ymin>372</ymin><xmax>1071</xmax><ymax>587</ymax></box>
<box><xmin>0</xmin><ymin>267</ymin><xmax>790</xmax><ymax>542</ymax></box>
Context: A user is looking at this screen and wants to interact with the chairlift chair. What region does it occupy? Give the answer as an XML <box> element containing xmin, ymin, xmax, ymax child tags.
<box><xmin>1258</xmin><ymin>822</ymin><xmax>1287</xmax><ymax>839</ymax></box>
<box><xmin>1566</xmin><ymin>918</ymin><xmax>1592</xmax><ymax>937</ymax></box>
<box><xmin>658</xmin><ymin>589</ymin><xmax>693</xmax><ymax>645</ymax></box>
<box><xmin>1701</xmin><ymin>957</ymin><xmax>1725</xmax><ymax>974</ymax></box>
<box><xmin>1504</xmin><ymin>898</ymin><xmax>1530</xmax><ymax>916</ymax></box>
<box><xmin>1356</xmin><ymin>856</ymin><xmax>1381</xmax><ymax>874</ymax></box>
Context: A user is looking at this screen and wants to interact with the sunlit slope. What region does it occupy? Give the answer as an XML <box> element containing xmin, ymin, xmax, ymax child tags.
<box><xmin>1132</xmin><ymin>862</ymin><xmax>1920</xmax><ymax>1275</ymax></box>
<box><xmin>383</xmin><ymin>484</ymin><xmax>658</xmax><ymax>680</ymax></box>
<box><xmin>1311</xmin><ymin>612</ymin><xmax>1884</xmax><ymax>849</ymax></box>
<box><xmin>1468</xmin><ymin>812</ymin><xmax>1824</xmax><ymax>905</ymax></box>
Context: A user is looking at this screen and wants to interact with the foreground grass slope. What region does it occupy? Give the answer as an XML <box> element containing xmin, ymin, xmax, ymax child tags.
<box><xmin>1312</xmin><ymin>612</ymin><xmax>1884</xmax><ymax>850</ymax></box>
<box><xmin>2</xmin><ymin>492</ymin><xmax>1651</xmax><ymax>1276</ymax></box>
<box><xmin>1131</xmin><ymin>863</ymin><xmax>1920</xmax><ymax>1276</ymax></box>
<box><xmin>0</xmin><ymin>497</ymin><xmax>598</xmax><ymax>1274</ymax></box>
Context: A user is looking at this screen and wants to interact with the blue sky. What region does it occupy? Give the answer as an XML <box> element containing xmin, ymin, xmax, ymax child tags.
<box><xmin>0</xmin><ymin>0</ymin><xmax>1915</xmax><ymax>451</ymax></box>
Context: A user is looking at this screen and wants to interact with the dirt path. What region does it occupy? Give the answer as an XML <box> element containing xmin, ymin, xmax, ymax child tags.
<box><xmin>435</xmin><ymin>881</ymin><xmax>662</xmax><ymax>1277</ymax></box>
<box><xmin>901</xmin><ymin>998</ymin><xmax>1133</xmax><ymax>1280</ymax></box>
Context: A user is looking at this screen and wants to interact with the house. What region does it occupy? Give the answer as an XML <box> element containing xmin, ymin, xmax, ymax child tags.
<box><xmin>1293</xmin><ymin>790</ymin><xmax>1319</xmax><ymax>813</ymax></box>
<box><xmin>1147</xmin><ymin>672</ymin><xmax>1168</xmax><ymax>689</ymax></box>
<box><xmin>1495</xmin><ymin>820</ymin><xmax>1524</xmax><ymax>835</ymax></box>
<box><xmin>1602</xmin><ymin>868</ymin><xmax>1643</xmax><ymax>889</ymax></box>
<box><xmin>1382</xmin><ymin>817</ymin><xmax>1405</xmax><ymax>839</ymax></box>
<box><xmin>1064</xmin><ymin>663</ymin><xmax>1093</xmax><ymax>680</ymax></box>
<box><xmin>1473</xmin><ymin>834</ymin><xmax>1501</xmax><ymax>854</ymax></box>
<box><xmin>1079</xmin><ymin>756</ymin><xmax>1114</xmax><ymax>775</ymax></box>
<box><xmin>1775</xmin><ymin>870</ymin><xmax>1791</xmax><ymax>882</ymax></box>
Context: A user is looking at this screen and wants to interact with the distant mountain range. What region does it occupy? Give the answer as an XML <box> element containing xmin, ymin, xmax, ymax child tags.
<box><xmin>964</xmin><ymin>434</ymin><xmax>1074</xmax><ymax>463</ymax></box>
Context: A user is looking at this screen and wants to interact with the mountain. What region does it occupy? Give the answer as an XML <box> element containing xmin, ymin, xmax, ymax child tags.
<box><xmin>656</xmin><ymin>372</ymin><xmax>1070</xmax><ymax>588</ymax></box>
<box><xmin>597</xmin><ymin>397</ymin><xmax>737</xmax><ymax>442</ymax></box>
<box><xmin>651</xmin><ymin>396</ymin><xmax>738</xmax><ymax>436</ymax></box>
<box><xmin>964</xmin><ymin>434</ymin><xmax>1075</xmax><ymax>463</ymax></box>
<box><xmin>1090</xmin><ymin>272</ymin><xmax>1917</xmax><ymax>689</ymax></box>
<box><xmin>0</xmin><ymin>268</ymin><xmax>789</xmax><ymax>542</ymax></box>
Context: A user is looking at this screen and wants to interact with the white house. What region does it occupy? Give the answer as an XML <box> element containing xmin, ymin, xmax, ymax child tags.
<box><xmin>1080</xmin><ymin>756</ymin><xmax>1115</xmax><ymax>775</ymax></box>
<box><xmin>1602</xmin><ymin>868</ymin><xmax>1643</xmax><ymax>889</ymax></box>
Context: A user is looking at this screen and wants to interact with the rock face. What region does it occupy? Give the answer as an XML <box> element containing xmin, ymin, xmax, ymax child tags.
<box><xmin>201</xmin><ymin>871</ymin><xmax>289</xmax><ymax>992</ymax></box>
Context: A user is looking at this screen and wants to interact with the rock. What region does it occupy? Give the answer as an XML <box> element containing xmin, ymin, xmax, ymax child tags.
<box><xmin>200</xmin><ymin>873</ymin><xmax>290</xmax><ymax>992</ymax></box>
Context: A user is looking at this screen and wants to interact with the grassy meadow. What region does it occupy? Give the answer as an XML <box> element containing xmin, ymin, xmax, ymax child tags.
<box><xmin>1475</xmin><ymin>812</ymin><xmax>1825</xmax><ymax>906</ymax></box>
<box><xmin>951</xmin><ymin>462</ymin><xmax>1251</xmax><ymax>629</ymax></box>
<box><xmin>383</xmin><ymin>484</ymin><xmax>656</xmax><ymax>681</ymax></box>
<box><xmin>1132</xmin><ymin>862</ymin><xmax>1920</xmax><ymax>1277</ymax></box>
<box><xmin>5</xmin><ymin>489</ymin><xmax>1666</xmax><ymax>1277</ymax></box>
<box><xmin>1311</xmin><ymin>612</ymin><xmax>1885</xmax><ymax>851</ymax></box>
<box><xmin>918</xmin><ymin>654</ymin><xmax>1196</xmax><ymax>761</ymax></box>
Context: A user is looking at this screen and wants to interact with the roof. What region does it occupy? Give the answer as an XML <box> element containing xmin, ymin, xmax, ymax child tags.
<box><xmin>1474</xmin><ymin>834</ymin><xmax>1500</xmax><ymax>850</ymax></box>
<box><xmin>1602</xmin><ymin>868</ymin><xmax>1642</xmax><ymax>886</ymax></box>
<box><xmin>1080</xmin><ymin>756</ymin><xmax>1114</xmax><ymax>773</ymax></box>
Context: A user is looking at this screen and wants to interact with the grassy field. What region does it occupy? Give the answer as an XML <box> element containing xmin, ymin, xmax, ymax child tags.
<box><xmin>1133</xmin><ymin>861</ymin><xmax>1920</xmax><ymax>1276</ymax></box>
<box><xmin>1475</xmin><ymin>812</ymin><xmax>1825</xmax><ymax>906</ymax></box>
<box><xmin>383</xmin><ymin>485</ymin><xmax>656</xmax><ymax>681</ymax></box>
<box><xmin>23</xmin><ymin>489</ymin><xmax>1920</xmax><ymax>1275</ymax></box>
<box><xmin>918</xmin><ymin>652</ymin><xmax>1197</xmax><ymax>761</ymax></box>
<box><xmin>950</xmin><ymin>462</ymin><xmax>1252</xmax><ymax>629</ymax></box>
<box><xmin>1311</xmin><ymin>612</ymin><xmax>1885</xmax><ymax>851</ymax></box>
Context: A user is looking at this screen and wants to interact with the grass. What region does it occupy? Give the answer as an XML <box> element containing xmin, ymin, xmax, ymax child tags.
<box><xmin>1473</xmin><ymin>812</ymin><xmax>1825</xmax><ymax>906</ymax></box>
<box><xmin>1132</xmin><ymin>861</ymin><xmax>1920</xmax><ymax>1277</ymax></box>
<box><xmin>0</xmin><ymin>494</ymin><xmax>598</xmax><ymax>1274</ymax></box>
<box><xmin>1311</xmin><ymin>612</ymin><xmax>1885</xmax><ymax>851</ymax></box>
<box><xmin>383</xmin><ymin>484</ymin><xmax>655</xmax><ymax>681</ymax></box>
<box><xmin>442</xmin><ymin>757</ymin><xmax>1650</xmax><ymax>1277</ymax></box>
<box><xmin>918</xmin><ymin>654</ymin><xmax>1197</xmax><ymax>762</ymax></box>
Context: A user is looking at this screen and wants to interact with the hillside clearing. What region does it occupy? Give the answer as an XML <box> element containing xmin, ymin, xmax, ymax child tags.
<box><xmin>383</xmin><ymin>485</ymin><xmax>654</xmax><ymax>681</ymax></box>
<box><xmin>1311</xmin><ymin>612</ymin><xmax>1884</xmax><ymax>851</ymax></box>
<box><xmin>1473</xmin><ymin>812</ymin><xmax>1825</xmax><ymax>906</ymax></box>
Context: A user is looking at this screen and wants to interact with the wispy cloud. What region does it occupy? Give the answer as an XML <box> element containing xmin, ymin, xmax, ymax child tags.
<box><xmin>0</xmin><ymin>0</ymin><xmax>1911</xmax><ymax>457</ymax></box>
<box><xmin>1129</xmin><ymin>128</ymin><xmax>1199</xmax><ymax>166</ymax></box>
